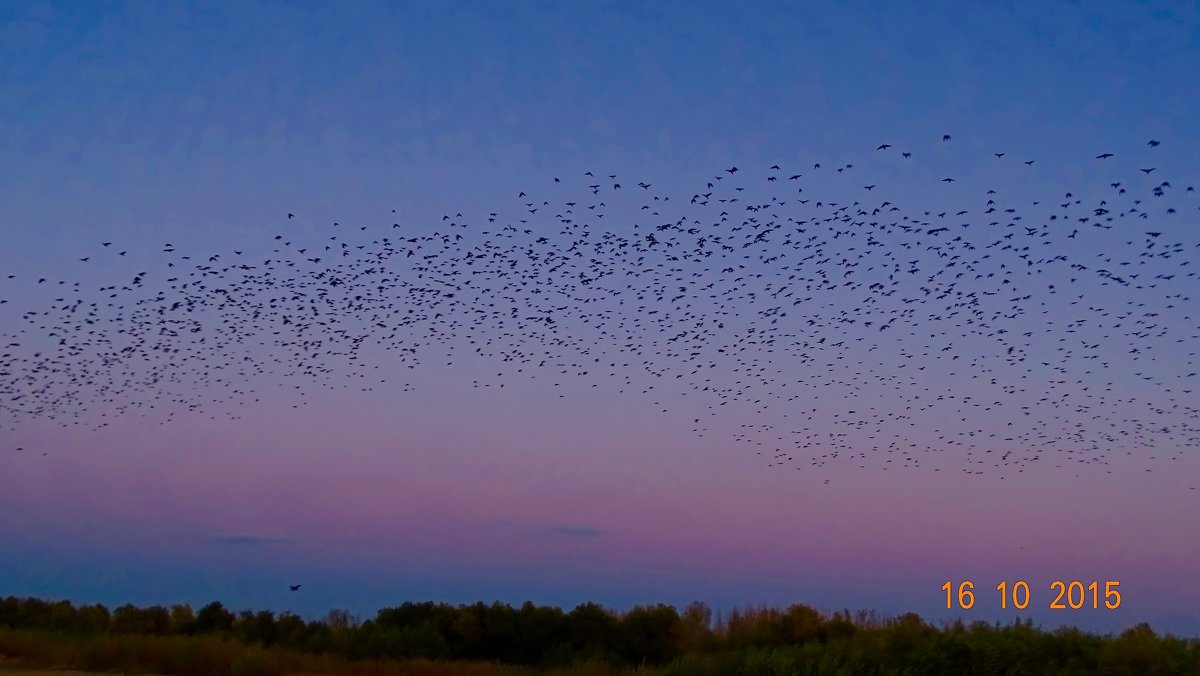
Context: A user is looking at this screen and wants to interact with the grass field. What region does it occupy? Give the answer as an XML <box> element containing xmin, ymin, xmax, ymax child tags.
<box><xmin>3</xmin><ymin>672</ymin><xmax>137</xmax><ymax>675</ymax></box>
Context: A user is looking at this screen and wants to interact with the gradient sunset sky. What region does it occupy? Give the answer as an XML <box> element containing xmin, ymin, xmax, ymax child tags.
<box><xmin>1</xmin><ymin>1</ymin><xmax>1198</xmax><ymax>635</ymax></box>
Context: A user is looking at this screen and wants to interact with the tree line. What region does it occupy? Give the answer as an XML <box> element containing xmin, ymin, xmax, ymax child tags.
<box><xmin>0</xmin><ymin>595</ymin><xmax>1197</xmax><ymax>674</ymax></box>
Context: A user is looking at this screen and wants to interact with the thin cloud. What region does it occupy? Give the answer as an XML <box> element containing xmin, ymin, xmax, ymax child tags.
<box><xmin>480</xmin><ymin>521</ymin><xmax>607</xmax><ymax>540</ymax></box>
<box><xmin>214</xmin><ymin>534</ymin><xmax>295</xmax><ymax>546</ymax></box>
<box><xmin>544</xmin><ymin>525</ymin><xmax>605</xmax><ymax>539</ymax></box>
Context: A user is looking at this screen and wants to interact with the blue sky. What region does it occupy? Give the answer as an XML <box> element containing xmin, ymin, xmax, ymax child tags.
<box><xmin>1</xmin><ymin>1</ymin><xmax>1199</xmax><ymax>636</ymax></box>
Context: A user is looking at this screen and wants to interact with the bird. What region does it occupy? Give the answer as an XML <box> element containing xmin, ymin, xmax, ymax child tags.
<box><xmin>289</xmin><ymin>584</ymin><xmax>302</xmax><ymax>591</ymax></box>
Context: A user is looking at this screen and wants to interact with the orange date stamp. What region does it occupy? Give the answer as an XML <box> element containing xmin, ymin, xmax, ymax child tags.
<box><xmin>941</xmin><ymin>580</ymin><xmax>1122</xmax><ymax>610</ymax></box>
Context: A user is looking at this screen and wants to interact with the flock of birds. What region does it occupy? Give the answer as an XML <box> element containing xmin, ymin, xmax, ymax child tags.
<box><xmin>0</xmin><ymin>136</ymin><xmax>1196</xmax><ymax>487</ymax></box>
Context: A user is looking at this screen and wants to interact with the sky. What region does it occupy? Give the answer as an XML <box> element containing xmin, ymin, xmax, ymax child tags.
<box><xmin>1</xmin><ymin>0</ymin><xmax>1199</xmax><ymax>635</ymax></box>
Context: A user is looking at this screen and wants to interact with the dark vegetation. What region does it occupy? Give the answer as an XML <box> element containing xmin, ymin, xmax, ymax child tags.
<box><xmin>0</xmin><ymin>596</ymin><xmax>1197</xmax><ymax>675</ymax></box>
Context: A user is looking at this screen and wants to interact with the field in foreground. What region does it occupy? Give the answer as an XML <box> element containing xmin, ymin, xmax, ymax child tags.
<box><xmin>1</xmin><ymin>671</ymin><xmax>144</xmax><ymax>676</ymax></box>
<box><xmin>2</xmin><ymin>596</ymin><xmax>1199</xmax><ymax>675</ymax></box>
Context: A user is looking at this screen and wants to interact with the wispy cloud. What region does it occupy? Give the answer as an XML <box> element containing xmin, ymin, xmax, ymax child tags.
<box><xmin>543</xmin><ymin>525</ymin><xmax>605</xmax><ymax>539</ymax></box>
<box><xmin>481</xmin><ymin>521</ymin><xmax>607</xmax><ymax>541</ymax></box>
<box><xmin>214</xmin><ymin>534</ymin><xmax>295</xmax><ymax>546</ymax></box>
